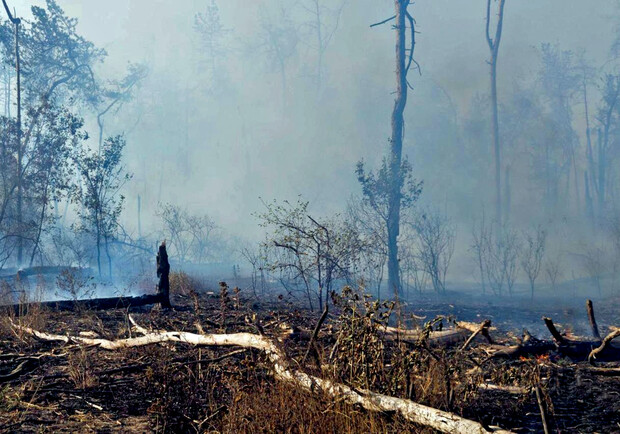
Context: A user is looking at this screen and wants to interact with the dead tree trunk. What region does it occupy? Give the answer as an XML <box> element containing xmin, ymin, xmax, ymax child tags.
<box><xmin>1</xmin><ymin>0</ymin><xmax>22</xmax><ymax>265</ymax></box>
<box><xmin>6</xmin><ymin>293</ymin><xmax>165</xmax><ymax>315</ymax></box>
<box><xmin>387</xmin><ymin>0</ymin><xmax>414</xmax><ymax>298</ymax></box>
<box><xmin>157</xmin><ymin>241</ymin><xmax>172</xmax><ymax>309</ymax></box>
<box><xmin>485</xmin><ymin>0</ymin><xmax>506</xmax><ymax>225</ymax></box>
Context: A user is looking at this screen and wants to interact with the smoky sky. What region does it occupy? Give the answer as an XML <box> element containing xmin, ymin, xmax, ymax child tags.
<box><xmin>7</xmin><ymin>0</ymin><xmax>618</xmax><ymax>243</ymax></box>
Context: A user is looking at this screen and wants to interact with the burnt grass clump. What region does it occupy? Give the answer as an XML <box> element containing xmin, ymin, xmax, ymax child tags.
<box><xmin>0</xmin><ymin>274</ymin><xmax>619</xmax><ymax>433</ymax></box>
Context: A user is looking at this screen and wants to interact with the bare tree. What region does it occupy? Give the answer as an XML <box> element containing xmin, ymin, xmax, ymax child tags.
<box><xmin>410</xmin><ymin>210</ymin><xmax>456</xmax><ymax>294</ymax></box>
<box><xmin>157</xmin><ymin>203</ymin><xmax>217</xmax><ymax>265</ymax></box>
<box><xmin>258</xmin><ymin>198</ymin><xmax>362</xmax><ymax>311</ymax></box>
<box><xmin>520</xmin><ymin>225</ymin><xmax>546</xmax><ymax>301</ymax></box>
<box><xmin>346</xmin><ymin>197</ymin><xmax>387</xmax><ymax>299</ymax></box>
<box><xmin>544</xmin><ymin>252</ymin><xmax>563</xmax><ymax>293</ymax></box>
<box><xmin>471</xmin><ymin>215</ymin><xmax>520</xmax><ymax>297</ymax></box>
<box><xmin>194</xmin><ymin>0</ymin><xmax>231</xmax><ymax>92</ymax></box>
<box><xmin>258</xmin><ymin>5</ymin><xmax>299</xmax><ymax>110</ymax></box>
<box><xmin>241</xmin><ymin>244</ymin><xmax>269</xmax><ymax>297</ymax></box>
<box><xmin>579</xmin><ymin>244</ymin><xmax>610</xmax><ymax>296</ymax></box>
<box><xmin>485</xmin><ymin>0</ymin><xmax>507</xmax><ymax>224</ymax></box>
<box><xmin>299</xmin><ymin>0</ymin><xmax>346</xmax><ymax>92</ymax></box>
<box><xmin>470</xmin><ymin>212</ymin><xmax>491</xmax><ymax>295</ymax></box>
<box><xmin>500</xmin><ymin>226</ymin><xmax>520</xmax><ymax>296</ymax></box>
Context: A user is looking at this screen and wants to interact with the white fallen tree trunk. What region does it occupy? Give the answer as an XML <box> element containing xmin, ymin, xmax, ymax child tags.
<box><xmin>381</xmin><ymin>321</ymin><xmax>493</xmax><ymax>347</ymax></box>
<box><xmin>11</xmin><ymin>320</ymin><xmax>512</xmax><ymax>434</ymax></box>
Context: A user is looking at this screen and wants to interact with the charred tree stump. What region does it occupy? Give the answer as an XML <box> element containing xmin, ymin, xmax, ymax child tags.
<box><xmin>157</xmin><ymin>241</ymin><xmax>172</xmax><ymax>309</ymax></box>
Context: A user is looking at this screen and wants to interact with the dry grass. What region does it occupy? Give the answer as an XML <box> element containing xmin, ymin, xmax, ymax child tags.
<box><xmin>0</xmin><ymin>282</ymin><xmax>619</xmax><ymax>433</ymax></box>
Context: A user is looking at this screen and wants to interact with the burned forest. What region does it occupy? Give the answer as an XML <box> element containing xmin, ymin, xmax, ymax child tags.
<box><xmin>1</xmin><ymin>0</ymin><xmax>620</xmax><ymax>433</ymax></box>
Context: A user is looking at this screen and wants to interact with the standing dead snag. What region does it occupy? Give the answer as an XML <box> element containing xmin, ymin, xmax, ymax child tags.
<box><xmin>485</xmin><ymin>0</ymin><xmax>507</xmax><ymax>224</ymax></box>
<box><xmin>586</xmin><ymin>299</ymin><xmax>601</xmax><ymax>340</ymax></box>
<box><xmin>157</xmin><ymin>241</ymin><xmax>172</xmax><ymax>309</ymax></box>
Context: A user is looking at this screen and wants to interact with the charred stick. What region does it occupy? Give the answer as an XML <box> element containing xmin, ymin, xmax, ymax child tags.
<box><xmin>543</xmin><ymin>317</ymin><xmax>566</xmax><ymax>345</ymax></box>
<box><xmin>535</xmin><ymin>385</ymin><xmax>551</xmax><ymax>434</ymax></box>
<box><xmin>588</xmin><ymin>329</ymin><xmax>620</xmax><ymax>365</ymax></box>
<box><xmin>302</xmin><ymin>304</ymin><xmax>329</xmax><ymax>366</ymax></box>
<box><xmin>460</xmin><ymin>319</ymin><xmax>491</xmax><ymax>351</ymax></box>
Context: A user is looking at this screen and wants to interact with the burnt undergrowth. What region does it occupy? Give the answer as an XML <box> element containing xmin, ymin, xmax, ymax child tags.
<box><xmin>0</xmin><ymin>273</ymin><xmax>619</xmax><ymax>433</ymax></box>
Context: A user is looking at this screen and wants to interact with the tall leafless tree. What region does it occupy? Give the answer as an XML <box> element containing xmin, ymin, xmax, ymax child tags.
<box><xmin>300</xmin><ymin>0</ymin><xmax>346</xmax><ymax>92</ymax></box>
<box><xmin>485</xmin><ymin>0</ymin><xmax>506</xmax><ymax>224</ymax></box>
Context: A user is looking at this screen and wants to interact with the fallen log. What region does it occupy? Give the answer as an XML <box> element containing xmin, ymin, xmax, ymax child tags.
<box><xmin>4</xmin><ymin>293</ymin><xmax>165</xmax><ymax>315</ymax></box>
<box><xmin>485</xmin><ymin>330</ymin><xmax>554</xmax><ymax>359</ymax></box>
<box><xmin>4</xmin><ymin>243</ymin><xmax>172</xmax><ymax>314</ymax></box>
<box><xmin>543</xmin><ymin>316</ymin><xmax>620</xmax><ymax>361</ymax></box>
<box><xmin>12</xmin><ymin>320</ymin><xmax>513</xmax><ymax>434</ymax></box>
<box><xmin>382</xmin><ymin>321</ymin><xmax>488</xmax><ymax>347</ymax></box>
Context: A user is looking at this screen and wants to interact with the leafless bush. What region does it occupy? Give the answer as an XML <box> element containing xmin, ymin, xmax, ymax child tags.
<box><xmin>258</xmin><ymin>198</ymin><xmax>363</xmax><ymax>310</ymax></box>
<box><xmin>50</xmin><ymin>227</ymin><xmax>93</xmax><ymax>268</ymax></box>
<box><xmin>410</xmin><ymin>210</ymin><xmax>456</xmax><ymax>294</ymax></box>
<box><xmin>157</xmin><ymin>203</ymin><xmax>218</xmax><ymax>264</ymax></box>
<box><xmin>240</xmin><ymin>244</ymin><xmax>269</xmax><ymax>297</ymax></box>
<box><xmin>544</xmin><ymin>252</ymin><xmax>563</xmax><ymax>292</ymax></box>
<box><xmin>470</xmin><ymin>214</ymin><xmax>491</xmax><ymax>295</ymax></box>
<box><xmin>399</xmin><ymin>240</ymin><xmax>428</xmax><ymax>296</ymax></box>
<box><xmin>470</xmin><ymin>216</ymin><xmax>520</xmax><ymax>297</ymax></box>
<box><xmin>55</xmin><ymin>268</ymin><xmax>95</xmax><ymax>304</ymax></box>
<box><xmin>346</xmin><ymin>197</ymin><xmax>387</xmax><ymax>299</ymax></box>
<box><xmin>520</xmin><ymin>225</ymin><xmax>546</xmax><ymax>300</ymax></box>
<box><xmin>578</xmin><ymin>243</ymin><xmax>610</xmax><ymax>296</ymax></box>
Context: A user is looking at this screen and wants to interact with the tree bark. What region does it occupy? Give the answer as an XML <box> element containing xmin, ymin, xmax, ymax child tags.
<box><xmin>485</xmin><ymin>0</ymin><xmax>506</xmax><ymax>225</ymax></box>
<box><xmin>5</xmin><ymin>293</ymin><xmax>165</xmax><ymax>315</ymax></box>
<box><xmin>387</xmin><ymin>0</ymin><xmax>409</xmax><ymax>298</ymax></box>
